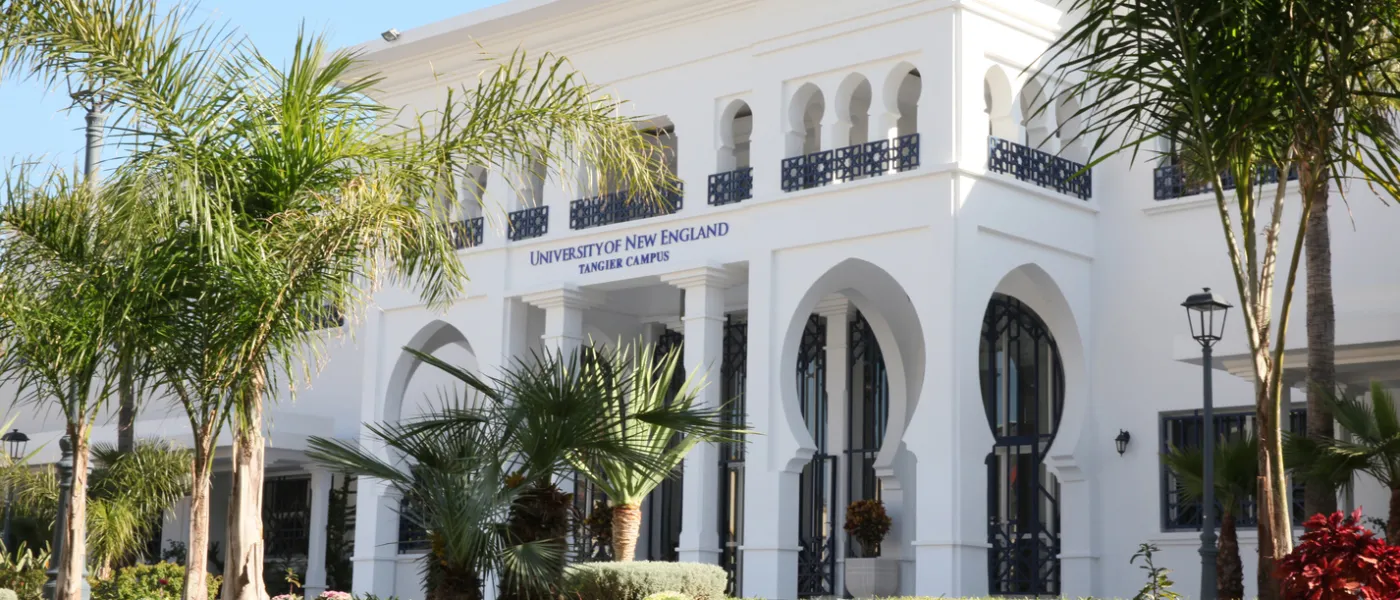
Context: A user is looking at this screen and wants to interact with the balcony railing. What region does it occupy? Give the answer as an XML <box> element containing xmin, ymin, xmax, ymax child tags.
<box><xmin>508</xmin><ymin>206</ymin><xmax>549</xmax><ymax>241</ymax></box>
<box><xmin>708</xmin><ymin>167</ymin><xmax>754</xmax><ymax>206</ymax></box>
<box><xmin>445</xmin><ymin>217</ymin><xmax>484</xmax><ymax>249</ymax></box>
<box><xmin>1153</xmin><ymin>162</ymin><xmax>1299</xmax><ymax>201</ymax></box>
<box><xmin>781</xmin><ymin>133</ymin><xmax>921</xmax><ymax>192</ymax></box>
<box><xmin>987</xmin><ymin>137</ymin><xmax>1092</xmax><ymax>200</ymax></box>
<box><xmin>569</xmin><ymin>187</ymin><xmax>683</xmax><ymax>230</ymax></box>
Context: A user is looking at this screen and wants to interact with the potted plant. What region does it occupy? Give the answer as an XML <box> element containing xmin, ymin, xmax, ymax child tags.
<box><xmin>843</xmin><ymin>499</ymin><xmax>897</xmax><ymax>597</ymax></box>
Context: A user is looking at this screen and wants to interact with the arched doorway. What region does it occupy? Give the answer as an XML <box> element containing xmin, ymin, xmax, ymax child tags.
<box><xmin>981</xmin><ymin>293</ymin><xmax>1064</xmax><ymax>596</ymax></box>
<box><xmin>846</xmin><ymin>310</ymin><xmax>890</xmax><ymax>541</ymax></box>
<box><xmin>718</xmin><ymin>315</ymin><xmax>748</xmax><ymax>594</ymax></box>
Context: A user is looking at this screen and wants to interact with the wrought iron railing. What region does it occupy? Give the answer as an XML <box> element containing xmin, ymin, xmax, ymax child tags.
<box><xmin>1153</xmin><ymin>162</ymin><xmax>1300</xmax><ymax>200</ymax></box>
<box><xmin>708</xmin><ymin>167</ymin><xmax>754</xmax><ymax>205</ymax></box>
<box><xmin>508</xmin><ymin>206</ymin><xmax>549</xmax><ymax>241</ymax></box>
<box><xmin>445</xmin><ymin>217</ymin><xmax>484</xmax><ymax>249</ymax></box>
<box><xmin>569</xmin><ymin>187</ymin><xmax>683</xmax><ymax>230</ymax></box>
<box><xmin>987</xmin><ymin>137</ymin><xmax>1092</xmax><ymax>200</ymax></box>
<box><xmin>1161</xmin><ymin>408</ymin><xmax>1307</xmax><ymax>531</ymax></box>
<box><xmin>781</xmin><ymin>133</ymin><xmax>921</xmax><ymax>192</ymax></box>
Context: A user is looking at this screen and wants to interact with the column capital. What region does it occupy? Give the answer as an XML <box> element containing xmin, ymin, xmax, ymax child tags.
<box><xmin>814</xmin><ymin>296</ymin><xmax>854</xmax><ymax>320</ymax></box>
<box><xmin>661</xmin><ymin>265</ymin><xmax>733</xmax><ymax>290</ymax></box>
<box><xmin>520</xmin><ymin>286</ymin><xmax>601</xmax><ymax>311</ymax></box>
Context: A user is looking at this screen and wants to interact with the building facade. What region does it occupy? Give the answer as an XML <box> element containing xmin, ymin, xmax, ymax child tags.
<box><xmin>11</xmin><ymin>0</ymin><xmax>1400</xmax><ymax>598</ymax></box>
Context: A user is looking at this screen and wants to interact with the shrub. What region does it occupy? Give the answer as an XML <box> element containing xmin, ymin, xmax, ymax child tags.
<box><xmin>843</xmin><ymin>499</ymin><xmax>892</xmax><ymax>556</ymax></box>
<box><xmin>1278</xmin><ymin>509</ymin><xmax>1400</xmax><ymax>600</ymax></box>
<box><xmin>563</xmin><ymin>562</ymin><xmax>726</xmax><ymax>600</ymax></box>
<box><xmin>90</xmin><ymin>561</ymin><xmax>222</xmax><ymax>600</ymax></box>
<box><xmin>0</xmin><ymin>544</ymin><xmax>48</xmax><ymax>600</ymax></box>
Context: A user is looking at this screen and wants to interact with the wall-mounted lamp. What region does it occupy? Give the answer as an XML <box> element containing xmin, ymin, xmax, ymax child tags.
<box><xmin>1115</xmin><ymin>430</ymin><xmax>1131</xmax><ymax>456</ymax></box>
<box><xmin>381</xmin><ymin>28</ymin><xmax>401</xmax><ymax>42</ymax></box>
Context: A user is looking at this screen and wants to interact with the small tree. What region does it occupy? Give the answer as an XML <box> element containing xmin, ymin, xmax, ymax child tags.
<box><xmin>842</xmin><ymin>500</ymin><xmax>891</xmax><ymax>558</ymax></box>
<box><xmin>1162</xmin><ymin>436</ymin><xmax>1259</xmax><ymax>600</ymax></box>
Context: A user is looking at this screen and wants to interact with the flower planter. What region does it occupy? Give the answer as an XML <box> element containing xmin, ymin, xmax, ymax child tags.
<box><xmin>844</xmin><ymin>557</ymin><xmax>899</xmax><ymax>598</ymax></box>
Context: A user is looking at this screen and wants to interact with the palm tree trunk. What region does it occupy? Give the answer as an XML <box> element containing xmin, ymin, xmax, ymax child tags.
<box><xmin>1388</xmin><ymin>486</ymin><xmax>1400</xmax><ymax>545</ymax></box>
<box><xmin>1218</xmin><ymin>511</ymin><xmax>1244</xmax><ymax>600</ymax></box>
<box><xmin>1255</xmin><ymin>380</ymin><xmax>1290</xmax><ymax>600</ymax></box>
<box><xmin>225</xmin><ymin>381</ymin><xmax>268</xmax><ymax>600</ymax></box>
<box><xmin>1302</xmin><ymin>159</ymin><xmax>1338</xmax><ymax>520</ymax></box>
<box><xmin>184</xmin><ymin>439</ymin><xmax>216</xmax><ymax>600</ymax></box>
<box><xmin>610</xmin><ymin>503</ymin><xmax>642</xmax><ymax>562</ymax></box>
<box><xmin>117</xmin><ymin>351</ymin><xmax>136</xmax><ymax>454</ymax></box>
<box><xmin>57</xmin><ymin>426</ymin><xmax>90</xmax><ymax>600</ymax></box>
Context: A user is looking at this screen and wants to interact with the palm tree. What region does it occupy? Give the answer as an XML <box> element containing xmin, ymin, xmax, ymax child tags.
<box><xmin>0</xmin><ymin>168</ymin><xmax>167</xmax><ymax>600</ymax></box>
<box><xmin>308</xmin><ymin>346</ymin><xmax>734</xmax><ymax>600</ymax></box>
<box><xmin>1163</xmin><ymin>436</ymin><xmax>1260</xmax><ymax>600</ymax></box>
<box><xmin>1037</xmin><ymin>3</ymin><xmax>1400</xmax><ymax>596</ymax></box>
<box><xmin>568</xmin><ymin>343</ymin><xmax>741</xmax><ymax>562</ymax></box>
<box><xmin>3</xmin><ymin>2</ymin><xmax>675</xmax><ymax>599</ymax></box>
<box><xmin>1289</xmin><ymin>382</ymin><xmax>1400</xmax><ymax>544</ymax></box>
<box><xmin>1284</xmin><ymin>0</ymin><xmax>1400</xmax><ymax>521</ymax></box>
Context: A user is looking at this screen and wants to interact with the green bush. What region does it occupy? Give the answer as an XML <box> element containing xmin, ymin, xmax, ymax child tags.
<box><xmin>0</xmin><ymin>589</ymin><xmax>17</xmax><ymax>600</ymax></box>
<box><xmin>564</xmin><ymin>562</ymin><xmax>726</xmax><ymax>600</ymax></box>
<box><xmin>0</xmin><ymin>544</ymin><xmax>48</xmax><ymax>600</ymax></box>
<box><xmin>90</xmin><ymin>561</ymin><xmax>222</xmax><ymax>600</ymax></box>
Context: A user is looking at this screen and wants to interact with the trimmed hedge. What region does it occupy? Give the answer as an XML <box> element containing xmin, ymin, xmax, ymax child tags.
<box><xmin>563</xmin><ymin>562</ymin><xmax>726</xmax><ymax>600</ymax></box>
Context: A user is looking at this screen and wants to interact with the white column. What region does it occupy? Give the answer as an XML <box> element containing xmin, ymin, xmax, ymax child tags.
<box><xmin>351</xmin><ymin>310</ymin><xmax>396</xmax><ymax>598</ymax></box>
<box><xmin>662</xmin><ymin>266</ymin><xmax>731</xmax><ymax>564</ymax></box>
<box><xmin>304</xmin><ymin>468</ymin><xmax>333</xmax><ymax>598</ymax></box>
<box><xmin>673</xmin><ymin>110</ymin><xmax>710</xmax><ymax>214</ymax></box>
<box><xmin>522</xmin><ymin>287</ymin><xmax>597</xmax><ymax>357</ymax></box>
<box><xmin>816</xmin><ymin>298</ymin><xmax>852</xmax><ymax>591</ymax></box>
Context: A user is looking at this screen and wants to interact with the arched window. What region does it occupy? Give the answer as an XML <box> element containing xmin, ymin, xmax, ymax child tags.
<box><xmin>1020</xmin><ymin>78</ymin><xmax>1054</xmax><ymax>150</ymax></box>
<box><xmin>980</xmin><ymin>293</ymin><xmax>1064</xmax><ymax>596</ymax></box>
<box><xmin>712</xmin><ymin>101</ymin><xmax>754</xmax><ymax>205</ymax></box>
<box><xmin>796</xmin><ymin>314</ymin><xmax>836</xmax><ymax>598</ymax></box>
<box><xmin>894</xmin><ymin>68</ymin><xmax>921</xmax><ymax>138</ymax></box>
<box><xmin>846</xmin><ymin>311</ymin><xmax>889</xmax><ymax>558</ymax></box>
<box><xmin>984</xmin><ymin>66</ymin><xmax>1017</xmax><ymax>140</ymax></box>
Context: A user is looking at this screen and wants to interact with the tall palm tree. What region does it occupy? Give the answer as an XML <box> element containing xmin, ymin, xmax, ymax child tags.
<box><xmin>0</xmin><ymin>168</ymin><xmax>166</xmax><ymax>600</ymax></box>
<box><xmin>1289</xmin><ymin>382</ymin><xmax>1400</xmax><ymax>544</ymax></box>
<box><xmin>568</xmin><ymin>343</ymin><xmax>742</xmax><ymax>562</ymax></box>
<box><xmin>308</xmin><ymin>346</ymin><xmax>734</xmax><ymax>600</ymax></box>
<box><xmin>1283</xmin><ymin>0</ymin><xmax>1400</xmax><ymax>520</ymax></box>
<box><xmin>3</xmin><ymin>3</ymin><xmax>675</xmax><ymax>600</ymax></box>
<box><xmin>1038</xmin><ymin>3</ymin><xmax>1400</xmax><ymax>596</ymax></box>
<box><xmin>1163</xmin><ymin>436</ymin><xmax>1260</xmax><ymax>600</ymax></box>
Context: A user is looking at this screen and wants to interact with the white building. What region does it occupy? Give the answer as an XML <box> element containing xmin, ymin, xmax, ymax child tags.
<box><xmin>9</xmin><ymin>0</ymin><xmax>1400</xmax><ymax>598</ymax></box>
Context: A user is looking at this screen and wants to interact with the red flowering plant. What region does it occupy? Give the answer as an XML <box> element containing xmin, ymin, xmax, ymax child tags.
<box><xmin>1277</xmin><ymin>509</ymin><xmax>1400</xmax><ymax>599</ymax></box>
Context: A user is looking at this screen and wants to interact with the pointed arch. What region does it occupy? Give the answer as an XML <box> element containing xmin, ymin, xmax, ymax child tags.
<box><xmin>381</xmin><ymin>320</ymin><xmax>479</xmax><ymax>423</ymax></box>
<box><xmin>984</xmin><ymin>65</ymin><xmax>1018</xmax><ymax>140</ymax></box>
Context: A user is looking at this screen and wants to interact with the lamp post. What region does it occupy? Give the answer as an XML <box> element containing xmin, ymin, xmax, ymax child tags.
<box><xmin>2</xmin><ymin>428</ymin><xmax>29</xmax><ymax>552</ymax></box>
<box><xmin>1182</xmin><ymin>287</ymin><xmax>1231</xmax><ymax>600</ymax></box>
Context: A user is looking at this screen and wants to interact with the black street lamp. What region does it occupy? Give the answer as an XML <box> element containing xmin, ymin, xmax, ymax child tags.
<box><xmin>1183</xmin><ymin>287</ymin><xmax>1231</xmax><ymax>600</ymax></box>
<box><xmin>2</xmin><ymin>428</ymin><xmax>28</xmax><ymax>552</ymax></box>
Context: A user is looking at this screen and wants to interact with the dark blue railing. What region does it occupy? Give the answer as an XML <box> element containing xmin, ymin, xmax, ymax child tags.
<box><xmin>508</xmin><ymin>206</ymin><xmax>549</xmax><ymax>241</ymax></box>
<box><xmin>708</xmin><ymin>167</ymin><xmax>754</xmax><ymax>206</ymax></box>
<box><xmin>780</xmin><ymin>133</ymin><xmax>920</xmax><ymax>192</ymax></box>
<box><xmin>987</xmin><ymin>137</ymin><xmax>1092</xmax><ymax>200</ymax></box>
<box><xmin>445</xmin><ymin>217</ymin><xmax>484</xmax><ymax>249</ymax></box>
<box><xmin>569</xmin><ymin>187</ymin><xmax>683</xmax><ymax>230</ymax></box>
<box><xmin>1153</xmin><ymin>162</ymin><xmax>1299</xmax><ymax>200</ymax></box>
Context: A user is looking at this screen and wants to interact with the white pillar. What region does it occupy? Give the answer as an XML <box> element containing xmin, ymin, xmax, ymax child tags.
<box><xmin>304</xmin><ymin>468</ymin><xmax>333</xmax><ymax>598</ymax></box>
<box><xmin>522</xmin><ymin>287</ymin><xmax>597</xmax><ymax>357</ymax></box>
<box><xmin>815</xmin><ymin>298</ymin><xmax>852</xmax><ymax>590</ymax></box>
<box><xmin>351</xmin><ymin>310</ymin><xmax>396</xmax><ymax>598</ymax></box>
<box><xmin>662</xmin><ymin>266</ymin><xmax>732</xmax><ymax>564</ymax></box>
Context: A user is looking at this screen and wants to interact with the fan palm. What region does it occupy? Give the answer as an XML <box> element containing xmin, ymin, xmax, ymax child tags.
<box><xmin>1288</xmin><ymin>382</ymin><xmax>1400</xmax><ymax>545</ymax></box>
<box><xmin>308</xmin><ymin>345</ymin><xmax>735</xmax><ymax>600</ymax></box>
<box><xmin>1163</xmin><ymin>436</ymin><xmax>1259</xmax><ymax>600</ymax></box>
<box><xmin>4</xmin><ymin>2</ymin><xmax>676</xmax><ymax>599</ymax></box>
<box><xmin>567</xmin><ymin>343</ymin><xmax>741</xmax><ymax>562</ymax></box>
<box><xmin>0</xmin><ymin>440</ymin><xmax>191</xmax><ymax>575</ymax></box>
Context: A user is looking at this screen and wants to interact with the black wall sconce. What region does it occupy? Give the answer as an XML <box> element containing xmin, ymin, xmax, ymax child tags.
<box><xmin>1115</xmin><ymin>429</ymin><xmax>1131</xmax><ymax>455</ymax></box>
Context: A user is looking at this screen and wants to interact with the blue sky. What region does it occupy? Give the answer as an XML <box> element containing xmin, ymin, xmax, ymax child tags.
<box><xmin>0</xmin><ymin>0</ymin><xmax>504</xmax><ymax>167</ymax></box>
